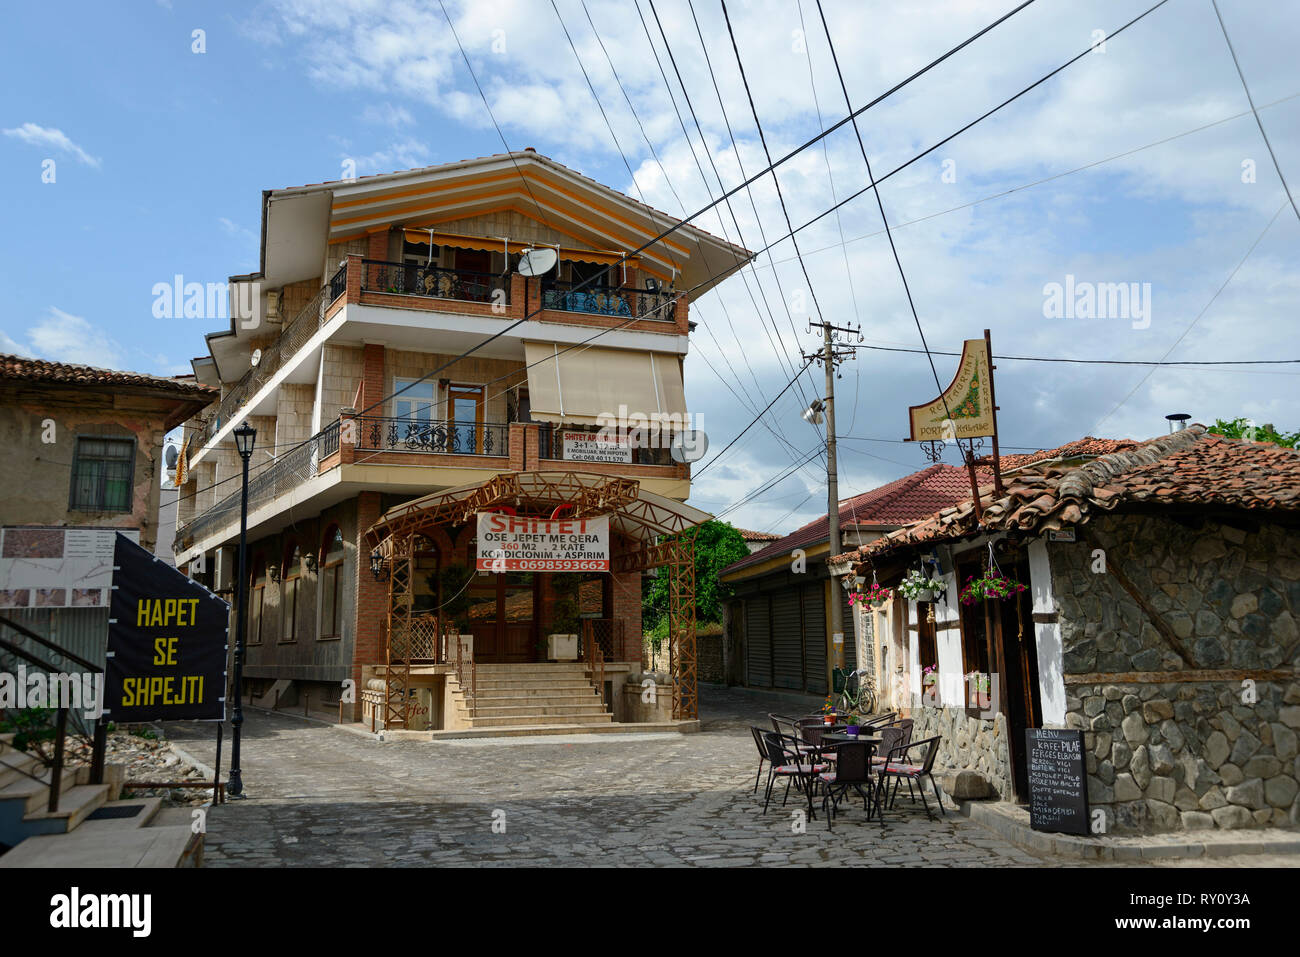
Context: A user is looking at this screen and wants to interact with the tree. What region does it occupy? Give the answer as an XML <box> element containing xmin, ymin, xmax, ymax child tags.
<box><xmin>1207</xmin><ymin>417</ymin><xmax>1298</xmax><ymax>449</ymax></box>
<box><xmin>642</xmin><ymin>521</ymin><xmax>750</xmax><ymax>630</ymax></box>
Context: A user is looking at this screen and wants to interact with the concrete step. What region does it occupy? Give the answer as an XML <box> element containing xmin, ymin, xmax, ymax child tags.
<box><xmin>470</xmin><ymin>696</ymin><xmax>601</xmax><ymax>709</ymax></box>
<box><xmin>21</xmin><ymin>784</ymin><xmax>110</xmax><ymax>834</ymax></box>
<box><xmin>468</xmin><ymin>677</ymin><xmax>598</xmax><ymax>689</ymax></box>
<box><xmin>472</xmin><ymin>664</ymin><xmax>591</xmax><ymax>673</ymax></box>
<box><xmin>0</xmin><ymin>824</ymin><xmax>201</xmax><ymax>868</ymax></box>
<box><xmin>0</xmin><ymin>750</ymin><xmax>43</xmax><ymax>790</ymax></box>
<box><xmin>473</xmin><ymin>686</ymin><xmax>603</xmax><ymax>702</ymax></box>
<box><xmin>466</xmin><ymin>712</ymin><xmax>614</xmax><ymax>728</ymax></box>
<box><xmin>0</xmin><ymin>765</ymin><xmax>84</xmax><ymax>816</ymax></box>
<box><xmin>462</xmin><ymin>702</ymin><xmax>610</xmax><ymax>717</ymax></box>
<box><xmin>75</xmin><ymin>797</ymin><xmax>163</xmax><ymax>833</ymax></box>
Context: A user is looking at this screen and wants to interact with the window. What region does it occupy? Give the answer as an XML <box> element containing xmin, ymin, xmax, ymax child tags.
<box><xmin>402</xmin><ymin>239</ymin><xmax>441</xmax><ymax>268</ymax></box>
<box><xmin>569</xmin><ymin>260</ymin><xmax>612</xmax><ymax>289</ymax></box>
<box><xmin>282</xmin><ymin>543</ymin><xmax>302</xmax><ymax>642</ymax></box>
<box><xmin>69</xmin><ymin>436</ymin><xmax>134</xmax><ymax>512</ymax></box>
<box><xmin>916</xmin><ymin>608</ymin><xmax>938</xmax><ymax>674</ymax></box>
<box><xmin>393</xmin><ymin>378</ymin><xmax>437</xmax><ymax>423</ymax></box>
<box><xmin>249</xmin><ymin>556</ymin><xmax>266</xmax><ymax>645</ymax></box>
<box><xmin>320</xmin><ymin>527</ymin><xmax>344</xmax><ymax>639</ymax></box>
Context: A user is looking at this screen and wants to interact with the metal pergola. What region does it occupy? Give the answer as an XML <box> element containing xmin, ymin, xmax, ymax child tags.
<box><xmin>365</xmin><ymin>471</ymin><xmax>710</xmax><ymax>728</ymax></box>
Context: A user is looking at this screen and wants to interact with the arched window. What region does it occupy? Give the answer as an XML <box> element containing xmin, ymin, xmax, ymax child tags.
<box><xmin>282</xmin><ymin>541</ymin><xmax>303</xmax><ymax>642</ymax></box>
<box><xmin>320</xmin><ymin>526</ymin><xmax>344</xmax><ymax>639</ymax></box>
<box><xmin>248</xmin><ymin>552</ymin><xmax>266</xmax><ymax>645</ymax></box>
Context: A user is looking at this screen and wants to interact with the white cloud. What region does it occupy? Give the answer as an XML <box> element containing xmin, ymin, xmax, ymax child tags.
<box><xmin>27</xmin><ymin>308</ymin><xmax>127</xmax><ymax>368</ymax></box>
<box><xmin>0</xmin><ymin>331</ymin><xmax>30</xmax><ymax>357</ymax></box>
<box><xmin>346</xmin><ymin>138</ymin><xmax>433</xmax><ymax>174</ymax></box>
<box><xmin>2</xmin><ymin>123</ymin><xmax>101</xmax><ymax>168</ymax></box>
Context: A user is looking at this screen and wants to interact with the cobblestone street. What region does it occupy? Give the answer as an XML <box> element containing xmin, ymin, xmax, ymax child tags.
<box><xmin>163</xmin><ymin>687</ymin><xmax>1291</xmax><ymax>867</ymax></box>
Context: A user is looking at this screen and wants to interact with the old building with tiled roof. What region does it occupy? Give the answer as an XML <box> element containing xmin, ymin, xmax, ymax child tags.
<box><xmin>841</xmin><ymin>424</ymin><xmax>1300</xmax><ymax>835</ymax></box>
<box><xmin>0</xmin><ymin>352</ymin><xmax>216</xmax><ymax>664</ymax></box>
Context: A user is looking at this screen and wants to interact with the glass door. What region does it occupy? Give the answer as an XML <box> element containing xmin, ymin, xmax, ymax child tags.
<box><xmin>449</xmin><ymin>385</ymin><xmax>483</xmax><ymax>454</ymax></box>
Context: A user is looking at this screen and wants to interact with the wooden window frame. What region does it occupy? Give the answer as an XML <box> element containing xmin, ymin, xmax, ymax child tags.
<box><xmin>448</xmin><ymin>383</ymin><xmax>485</xmax><ymax>453</ymax></box>
<box><xmin>68</xmin><ymin>434</ymin><xmax>136</xmax><ymax>513</ymax></box>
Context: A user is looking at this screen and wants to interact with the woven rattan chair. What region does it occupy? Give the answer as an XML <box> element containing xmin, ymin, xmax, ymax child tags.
<box><xmin>877</xmin><ymin>735</ymin><xmax>945</xmax><ymax>821</ymax></box>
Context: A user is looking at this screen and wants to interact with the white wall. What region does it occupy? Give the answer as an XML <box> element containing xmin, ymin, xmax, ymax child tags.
<box><xmin>1029</xmin><ymin>537</ymin><xmax>1066</xmax><ymax>727</ymax></box>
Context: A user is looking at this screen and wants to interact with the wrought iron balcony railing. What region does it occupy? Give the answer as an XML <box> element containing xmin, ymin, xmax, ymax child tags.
<box><xmin>356</xmin><ymin>415</ymin><xmax>508</xmax><ymax>457</ymax></box>
<box><xmin>174</xmin><ymin>423</ymin><xmax>339</xmax><ymax>554</ymax></box>
<box><xmin>361</xmin><ymin>259</ymin><xmax>509</xmax><ymax>306</ymax></box>
<box><xmin>539</xmin><ymin>278</ymin><xmax>677</xmax><ymax>321</ymax></box>
<box><xmin>203</xmin><ymin>263</ymin><xmax>347</xmax><ymax>442</ymax></box>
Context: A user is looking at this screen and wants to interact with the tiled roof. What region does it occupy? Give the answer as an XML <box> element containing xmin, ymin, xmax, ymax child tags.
<box><xmin>733</xmin><ymin>527</ymin><xmax>781</xmax><ymax>543</ymax></box>
<box><xmin>0</xmin><ymin>353</ymin><xmax>217</xmax><ymax>398</ymax></box>
<box><xmin>977</xmin><ymin>436</ymin><xmax>1140</xmax><ymax>471</ymax></box>
<box><xmin>722</xmin><ymin>464</ymin><xmax>991</xmax><ymax>577</ymax></box>
<box><xmin>854</xmin><ymin>425</ymin><xmax>1300</xmax><ymax>565</ymax></box>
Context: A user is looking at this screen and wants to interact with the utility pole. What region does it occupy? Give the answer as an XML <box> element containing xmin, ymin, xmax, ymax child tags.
<box><xmin>803</xmin><ymin>321</ymin><xmax>859</xmax><ymax>672</ymax></box>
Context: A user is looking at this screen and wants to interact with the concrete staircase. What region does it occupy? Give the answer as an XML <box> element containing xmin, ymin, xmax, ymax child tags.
<box><xmin>0</xmin><ymin>732</ymin><xmax>200</xmax><ymax>867</ymax></box>
<box><xmin>451</xmin><ymin>662</ymin><xmax>612</xmax><ymax>729</ymax></box>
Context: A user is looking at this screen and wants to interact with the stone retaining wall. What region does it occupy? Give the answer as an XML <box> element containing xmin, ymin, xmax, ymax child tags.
<box><xmin>908</xmin><ymin>704</ymin><xmax>1013</xmax><ymax>800</ymax></box>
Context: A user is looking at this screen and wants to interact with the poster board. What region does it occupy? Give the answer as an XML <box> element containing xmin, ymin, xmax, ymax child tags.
<box><xmin>0</xmin><ymin>526</ymin><xmax>140</xmax><ymax>610</ymax></box>
<box><xmin>475</xmin><ymin>513</ymin><xmax>609</xmax><ymax>572</ymax></box>
<box><xmin>1025</xmin><ymin>727</ymin><xmax>1090</xmax><ymax>835</ymax></box>
<box><xmin>104</xmin><ymin>534</ymin><xmax>228</xmax><ymax>723</ymax></box>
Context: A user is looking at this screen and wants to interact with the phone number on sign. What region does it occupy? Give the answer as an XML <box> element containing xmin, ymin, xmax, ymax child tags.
<box><xmin>477</xmin><ymin>559</ymin><xmax>609</xmax><ymax>571</ymax></box>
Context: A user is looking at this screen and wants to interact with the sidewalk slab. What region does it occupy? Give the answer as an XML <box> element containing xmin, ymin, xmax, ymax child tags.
<box><xmin>0</xmin><ymin>824</ymin><xmax>201</xmax><ymax>868</ymax></box>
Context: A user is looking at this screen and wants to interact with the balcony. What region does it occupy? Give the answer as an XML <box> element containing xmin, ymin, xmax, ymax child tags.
<box><xmin>202</xmin><ymin>263</ymin><xmax>347</xmax><ymax>442</ymax></box>
<box><xmin>174</xmin><ymin>418</ymin><xmax>687</xmax><ymax>558</ymax></box>
<box><xmin>355</xmin><ymin>415</ymin><xmax>509</xmax><ymax>458</ymax></box>
<box><xmin>539</xmin><ymin>278</ymin><xmax>676</xmax><ymax>322</ymax></box>
<box><xmin>361</xmin><ymin>260</ymin><xmax>510</xmax><ymax>306</ymax></box>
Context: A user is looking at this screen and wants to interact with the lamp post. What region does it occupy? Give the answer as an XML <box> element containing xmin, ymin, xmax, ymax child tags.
<box><xmin>228</xmin><ymin>423</ymin><xmax>256</xmax><ymax>797</ymax></box>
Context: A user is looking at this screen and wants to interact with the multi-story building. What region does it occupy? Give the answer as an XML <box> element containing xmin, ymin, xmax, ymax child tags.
<box><xmin>172</xmin><ymin>150</ymin><xmax>749</xmax><ymax>729</ymax></box>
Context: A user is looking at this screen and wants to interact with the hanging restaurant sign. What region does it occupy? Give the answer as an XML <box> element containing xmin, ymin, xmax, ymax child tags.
<box><xmin>475</xmin><ymin>513</ymin><xmax>610</xmax><ymax>572</ymax></box>
<box><xmin>906</xmin><ymin>338</ymin><xmax>996</xmax><ymax>441</ymax></box>
<box><xmin>104</xmin><ymin>533</ymin><xmax>228</xmax><ymax>723</ymax></box>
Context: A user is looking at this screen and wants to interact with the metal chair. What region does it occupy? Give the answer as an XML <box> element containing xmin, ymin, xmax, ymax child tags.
<box><xmin>749</xmin><ymin>726</ymin><xmax>770</xmax><ymax>794</ymax></box>
<box><xmin>817</xmin><ymin>741</ymin><xmax>875</xmax><ymax>830</ymax></box>
<box><xmin>760</xmin><ymin>731</ymin><xmax>828</xmax><ymax>814</ymax></box>
<box><xmin>876</xmin><ymin>735</ymin><xmax>945</xmax><ymax>821</ymax></box>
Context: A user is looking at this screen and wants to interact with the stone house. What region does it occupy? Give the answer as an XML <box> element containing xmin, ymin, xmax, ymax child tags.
<box><xmin>837</xmin><ymin>426</ymin><xmax>1299</xmax><ymax>833</ymax></box>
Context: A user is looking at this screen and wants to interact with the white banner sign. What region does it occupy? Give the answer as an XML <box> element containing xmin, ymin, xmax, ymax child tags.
<box><xmin>0</xmin><ymin>526</ymin><xmax>140</xmax><ymax>609</ymax></box>
<box><xmin>562</xmin><ymin>430</ymin><xmax>632</xmax><ymax>464</ymax></box>
<box><xmin>476</xmin><ymin>513</ymin><xmax>609</xmax><ymax>572</ymax></box>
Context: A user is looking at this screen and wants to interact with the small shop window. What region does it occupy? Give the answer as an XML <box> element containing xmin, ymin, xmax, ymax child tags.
<box><xmin>69</xmin><ymin>436</ymin><xmax>135</xmax><ymax>512</ymax></box>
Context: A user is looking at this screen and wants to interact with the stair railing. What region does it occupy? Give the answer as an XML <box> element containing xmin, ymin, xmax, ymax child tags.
<box><xmin>581</xmin><ymin>620</ymin><xmax>606</xmax><ymax>710</ymax></box>
<box><xmin>452</xmin><ymin>628</ymin><xmax>476</xmax><ymax>718</ymax></box>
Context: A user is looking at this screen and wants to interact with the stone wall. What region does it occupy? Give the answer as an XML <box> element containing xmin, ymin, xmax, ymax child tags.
<box><xmin>907</xmin><ymin>703</ymin><xmax>1013</xmax><ymax>800</ymax></box>
<box><xmin>1050</xmin><ymin>512</ymin><xmax>1300</xmax><ymax>833</ymax></box>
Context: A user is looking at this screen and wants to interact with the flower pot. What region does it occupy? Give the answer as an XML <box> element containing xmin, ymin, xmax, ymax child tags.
<box><xmin>845</xmin><ymin>725</ymin><xmax>861</xmax><ymax>737</ymax></box>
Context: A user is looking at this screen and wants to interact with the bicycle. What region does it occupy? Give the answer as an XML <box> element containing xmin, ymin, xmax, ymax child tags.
<box><xmin>832</xmin><ymin>667</ymin><xmax>877</xmax><ymax>718</ymax></box>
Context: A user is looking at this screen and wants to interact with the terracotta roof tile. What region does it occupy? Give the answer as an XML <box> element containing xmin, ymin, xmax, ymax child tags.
<box><xmin>0</xmin><ymin>353</ymin><xmax>217</xmax><ymax>398</ymax></box>
<box><xmin>854</xmin><ymin>425</ymin><xmax>1300</xmax><ymax>567</ymax></box>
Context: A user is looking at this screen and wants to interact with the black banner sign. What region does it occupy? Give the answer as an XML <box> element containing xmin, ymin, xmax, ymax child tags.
<box><xmin>105</xmin><ymin>534</ymin><xmax>228</xmax><ymax>722</ymax></box>
<box><xmin>1025</xmin><ymin>727</ymin><xmax>1090</xmax><ymax>835</ymax></box>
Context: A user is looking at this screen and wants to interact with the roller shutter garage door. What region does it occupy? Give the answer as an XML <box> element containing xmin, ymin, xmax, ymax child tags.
<box><xmin>745</xmin><ymin>596</ymin><xmax>772</xmax><ymax>688</ymax></box>
<box><xmin>802</xmin><ymin>584</ymin><xmax>827</xmax><ymax>694</ymax></box>
<box><xmin>770</xmin><ymin>589</ymin><xmax>802</xmax><ymax>690</ymax></box>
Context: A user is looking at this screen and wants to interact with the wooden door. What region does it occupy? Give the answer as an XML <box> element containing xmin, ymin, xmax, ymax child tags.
<box><xmin>467</xmin><ymin>571</ymin><xmax>537</xmax><ymax>663</ymax></box>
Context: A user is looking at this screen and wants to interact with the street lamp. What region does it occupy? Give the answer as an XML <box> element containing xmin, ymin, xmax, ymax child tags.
<box><xmin>369</xmin><ymin>548</ymin><xmax>389</xmax><ymax>581</ymax></box>
<box><xmin>228</xmin><ymin>423</ymin><xmax>256</xmax><ymax>798</ymax></box>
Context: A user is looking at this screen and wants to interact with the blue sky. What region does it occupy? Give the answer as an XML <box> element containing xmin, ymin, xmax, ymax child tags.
<box><xmin>2</xmin><ymin>0</ymin><xmax>1297</xmax><ymax>531</ymax></box>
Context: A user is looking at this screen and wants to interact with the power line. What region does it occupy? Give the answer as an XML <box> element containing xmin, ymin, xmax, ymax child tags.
<box><xmin>844</xmin><ymin>342</ymin><xmax>1300</xmax><ymax>366</ymax></box>
<box><xmin>749</xmin><ymin>90</ymin><xmax>1300</xmax><ymax>273</ymax></box>
<box><xmin>1211</xmin><ymin>0</ymin><xmax>1299</xmax><ymax>224</ymax></box>
<box><xmin>1091</xmin><ymin>198</ymin><xmax>1291</xmax><ymax>431</ymax></box>
<box><xmin>695</xmin><ymin>357</ymin><xmax>816</xmax><ymax>479</ymax></box>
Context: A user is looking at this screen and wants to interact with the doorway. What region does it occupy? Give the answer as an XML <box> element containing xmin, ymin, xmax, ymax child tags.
<box><xmin>466</xmin><ymin>570</ymin><xmax>538</xmax><ymax>663</ymax></box>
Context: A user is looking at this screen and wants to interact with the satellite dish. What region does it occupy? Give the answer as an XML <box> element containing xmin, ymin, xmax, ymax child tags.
<box><xmin>165</xmin><ymin>445</ymin><xmax>179</xmax><ymax>468</ymax></box>
<box><xmin>250</xmin><ymin>348</ymin><xmax>262</xmax><ymax>367</ymax></box>
<box><xmin>516</xmin><ymin>247</ymin><xmax>557</xmax><ymax>277</ymax></box>
<box><xmin>670</xmin><ymin>431</ymin><xmax>709</xmax><ymax>464</ymax></box>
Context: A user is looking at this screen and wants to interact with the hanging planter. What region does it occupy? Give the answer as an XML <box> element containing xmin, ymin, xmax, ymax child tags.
<box><xmin>959</xmin><ymin>568</ymin><xmax>1028</xmax><ymax>606</ymax></box>
<box><xmin>849</xmin><ymin>581</ymin><xmax>893</xmax><ymax>609</ymax></box>
<box><xmin>898</xmin><ymin>569</ymin><xmax>944</xmax><ymax>603</ymax></box>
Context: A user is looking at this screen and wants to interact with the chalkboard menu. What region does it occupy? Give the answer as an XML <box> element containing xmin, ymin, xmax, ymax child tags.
<box><xmin>1025</xmin><ymin>728</ymin><xmax>1089</xmax><ymax>835</ymax></box>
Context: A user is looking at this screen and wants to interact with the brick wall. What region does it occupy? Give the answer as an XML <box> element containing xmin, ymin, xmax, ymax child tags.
<box><xmin>350</xmin><ymin>491</ymin><xmax>387</xmax><ymax>720</ymax></box>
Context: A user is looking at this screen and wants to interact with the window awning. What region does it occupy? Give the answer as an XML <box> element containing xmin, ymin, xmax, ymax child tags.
<box><xmin>522</xmin><ymin>342</ymin><xmax>687</xmax><ymax>427</ymax></box>
<box><xmin>401</xmin><ymin>229</ymin><xmax>638</xmax><ymax>267</ymax></box>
